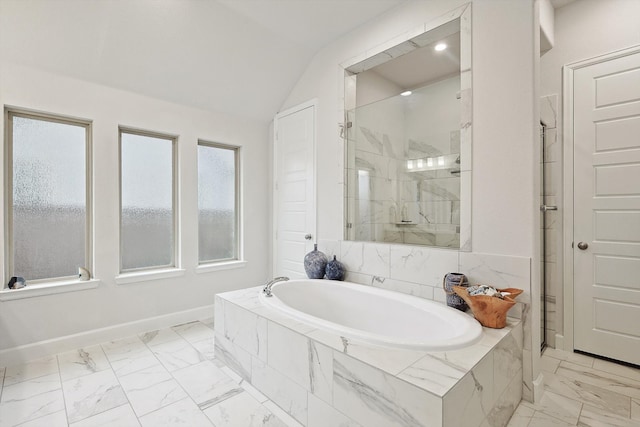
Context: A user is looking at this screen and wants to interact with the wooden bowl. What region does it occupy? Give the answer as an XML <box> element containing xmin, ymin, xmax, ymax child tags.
<box><xmin>452</xmin><ymin>286</ymin><xmax>523</xmax><ymax>329</ymax></box>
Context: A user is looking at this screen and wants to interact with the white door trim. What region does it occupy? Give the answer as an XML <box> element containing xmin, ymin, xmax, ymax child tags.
<box><xmin>272</xmin><ymin>99</ymin><xmax>318</xmax><ymax>277</ymax></box>
<box><xmin>561</xmin><ymin>44</ymin><xmax>640</xmax><ymax>352</ymax></box>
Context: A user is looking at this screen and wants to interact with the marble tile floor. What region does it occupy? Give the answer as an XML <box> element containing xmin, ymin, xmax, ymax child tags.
<box><xmin>0</xmin><ymin>320</ymin><xmax>303</xmax><ymax>427</ymax></box>
<box><xmin>2</xmin><ymin>320</ymin><xmax>639</xmax><ymax>427</ymax></box>
<box><xmin>507</xmin><ymin>347</ymin><xmax>640</xmax><ymax>427</ymax></box>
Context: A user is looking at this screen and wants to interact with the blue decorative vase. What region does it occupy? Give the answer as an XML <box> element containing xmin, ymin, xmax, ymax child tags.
<box><xmin>325</xmin><ymin>255</ymin><xmax>345</xmax><ymax>281</ymax></box>
<box><xmin>304</xmin><ymin>244</ymin><xmax>328</xmax><ymax>279</ymax></box>
<box><xmin>443</xmin><ymin>273</ymin><xmax>469</xmax><ymax>311</ymax></box>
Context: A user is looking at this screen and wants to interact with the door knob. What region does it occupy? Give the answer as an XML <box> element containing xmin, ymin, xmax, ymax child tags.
<box><xmin>305</xmin><ymin>234</ymin><xmax>312</xmax><ymax>241</ymax></box>
<box><xmin>577</xmin><ymin>242</ymin><xmax>589</xmax><ymax>250</ymax></box>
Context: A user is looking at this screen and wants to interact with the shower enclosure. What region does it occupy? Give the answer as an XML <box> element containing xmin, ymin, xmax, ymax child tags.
<box><xmin>345</xmin><ymin>76</ymin><xmax>462</xmax><ymax>248</ymax></box>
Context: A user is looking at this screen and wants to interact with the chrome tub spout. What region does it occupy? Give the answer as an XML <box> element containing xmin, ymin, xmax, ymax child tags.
<box><xmin>263</xmin><ymin>276</ymin><xmax>289</xmax><ymax>297</ymax></box>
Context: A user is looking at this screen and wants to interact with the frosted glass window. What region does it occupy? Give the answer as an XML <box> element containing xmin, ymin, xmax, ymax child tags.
<box><xmin>8</xmin><ymin>113</ymin><xmax>89</xmax><ymax>282</ymax></box>
<box><xmin>120</xmin><ymin>130</ymin><xmax>175</xmax><ymax>271</ymax></box>
<box><xmin>198</xmin><ymin>142</ymin><xmax>238</xmax><ymax>263</ymax></box>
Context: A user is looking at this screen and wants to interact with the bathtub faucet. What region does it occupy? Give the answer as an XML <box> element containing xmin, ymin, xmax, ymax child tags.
<box><xmin>263</xmin><ymin>276</ymin><xmax>289</xmax><ymax>297</ymax></box>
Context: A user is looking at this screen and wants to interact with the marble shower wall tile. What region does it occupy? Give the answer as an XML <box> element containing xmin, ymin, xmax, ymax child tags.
<box><xmin>332</xmin><ymin>351</ymin><xmax>441</xmax><ymax>427</ymax></box>
<box><xmin>307</xmin><ymin>393</ymin><xmax>361</xmax><ymax>427</ymax></box>
<box><xmin>486</xmin><ymin>368</ymin><xmax>523</xmax><ymax>427</ymax></box>
<box><xmin>522</xmin><ymin>348</ymin><xmax>533</xmax><ymax>402</ymax></box>
<box><xmin>398</xmin><ymin>352</ymin><xmax>471</xmax><ymax>397</ymax></box>
<box><xmin>544</xmin><ymin>128</ymin><xmax>560</xmax><ymax>163</ymax></box>
<box><xmin>458</xmin><ymin>252</ymin><xmax>531</xmax><ymax>296</ymax></box>
<box><xmin>540</xmin><ymin>94</ymin><xmax>558</xmax><ymax>129</ymax></box>
<box><xmin>223</xmin><ymin>301</ymin><xmax>267</xmax><ymax>361</ymax></box>
<box><xmin>459</xmin><ymin>170</ymin><xmax>472</xmax><ymax>251</ymax></box>
<box><xmin>442</xmin><ymin>353</ymin><xmax>494</xmax><ymax>427</ymax></box>
<box><xmin>307</xmin><ymin>328</ymin><xmax>424</xmax><ymax>376</ymax></box>
<box><xmin>213</xmin><ymin>335</ymin><xmax>252</xmax><ymax>382</ymax></box>
<box><xmin>340</xmin><ymin>241</ymin><xmax>390</xmax><ymax>278</ymax></box>
<box><xmin>252</xmin><ymin>305</ymin><xmax>317</xmax><ymax>337</ymax></box>
<box><xmin>267</xmin><ymin>322</ymin><xmax>312</xmax><ymax>390</ymax></box>
<box><xmin>317</xmin><ymin>239</ymin><xmax>340</xmax><ymax>259</ymax></box>
<box><xmin>251</xmin><ymin>358</ymin><xmax>308</xmax><ymax>425</ymax></box>
<box><xmin>389</xmin><ymin>245</ymin><xmax>458</xmax><ymax>287</ymax></box>
<box><xmin>370</xmin><ymin>276</ymin><xmax>434</xmax><ymax>299</ymax></box>
<box><xmin>493</xmin><ymin>333</ymin><xmax>523</xmax><ymax>399</ymax></box>
<box><xmin>354</xmin><ymin>150</ymin><xmax>390</xmax><ymax>179</ymax></box>
<box><xmin>308</xmin><ymin>340</ymin><xmax>334</xmax><ymax>404</ymax></box>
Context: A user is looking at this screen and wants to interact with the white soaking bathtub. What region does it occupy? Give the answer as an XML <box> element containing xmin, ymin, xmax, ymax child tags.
<box><xmin>259</xmin><ymin>279</ymin><xmax>482</xmax><ymax>351</ymax></box>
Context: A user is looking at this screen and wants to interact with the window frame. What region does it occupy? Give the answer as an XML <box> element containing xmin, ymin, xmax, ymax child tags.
<box><xmin>118</xmin><ymin>126</ymin><xmax>178</xmax><ymax>274</ymax></box>
<box><xmin>197</xmin><ymin>140</ymin><xmax>241</xmax><ymax>265</ymax></box>
<box><xmin>4</xmin><ymin>107</ymin><xmax>93</xmax><ymax>286</ymax></box>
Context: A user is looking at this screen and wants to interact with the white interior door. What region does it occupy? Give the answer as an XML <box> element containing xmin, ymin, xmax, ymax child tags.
<box><xmin>273</xmin><ymin>101</ymin><xmax>316</xmax><ymax>278</ymax></box>
<box><xmin>573</xmin><ymin>49</ymin><xmax>640</xmax><ymax>365</ymax></box>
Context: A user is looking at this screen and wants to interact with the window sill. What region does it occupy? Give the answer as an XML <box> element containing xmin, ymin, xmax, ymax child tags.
<box><xmin>0</xmin><ymin>279</ymin><xmax>100</xmax><ymax>301</ymax></box>
<box><xmin>195</xmin><ymin>260</ymin><xmax>247</xmax><ymax>274</ymax></box>
<box><xmin>115</xmin><ymin>268</ymin><xmax>186</xmax><ymax>285</ymax></box>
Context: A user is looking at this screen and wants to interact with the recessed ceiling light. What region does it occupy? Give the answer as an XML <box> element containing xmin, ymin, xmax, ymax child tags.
<box><xmin>400</xmin><ymin>91</ymin><xmax>412</xmax><ymax>96</ymax></box>
<box><xmin>435</xmin><ymin>43</ymin><xmax>447</xmax><ymax>51</ymax></box>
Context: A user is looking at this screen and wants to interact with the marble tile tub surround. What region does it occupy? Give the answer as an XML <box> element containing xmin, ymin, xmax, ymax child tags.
<box><xmin>318</xmin><ymin>239</ymin><xmax>536</xmax><ymax>402</ymax></box>
<box><xmin>215</xmin><ymin>287</ymin><xmax>523</xmax><ymax>427</ymax></box>
<box><xmin>318</xmin><ymin>239</ymin><xmax>531</xmax><ymax>309</ymax></box>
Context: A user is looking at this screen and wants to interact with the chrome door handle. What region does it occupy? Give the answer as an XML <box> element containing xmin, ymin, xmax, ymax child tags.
<box><xmin>540</xmin><ymin>205</ymin><xmax>558</xmax><ymax>211</ymax></box>
<box><xmin>577</xmin><ymin>242</ymin><xmax>589</xmax><ymax>250</ymax></box>
<box><xmin>305</xmin><ymin>234</ymin><xmax>312</xmax><ymax>241</ymax></box>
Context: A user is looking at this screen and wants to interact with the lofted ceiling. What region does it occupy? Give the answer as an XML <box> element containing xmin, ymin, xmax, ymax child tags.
<box><xmin>0</xmin><ymin>0</ymin><xmax>406</xmax><ymax>122</ymax></box>
<box><xmin>370</xmin><ymin>31</ymin><xmax>461</xmax><ymax>90</ymax></box>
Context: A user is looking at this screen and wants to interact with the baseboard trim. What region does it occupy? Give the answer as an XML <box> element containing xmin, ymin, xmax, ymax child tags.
<box><xmin>0</xmin><ymin>304</ymin><xmax>214</xmax><ymax>367</ymax></box>
<box><xmin>532</xmin><ymin>372</ymin><xmax>545</xmax><ymax>403</ymax></box>
<box><xmin>555</xmin><ymin>334</ymin><xmax>565</xmax><ymax>350</ymax></box>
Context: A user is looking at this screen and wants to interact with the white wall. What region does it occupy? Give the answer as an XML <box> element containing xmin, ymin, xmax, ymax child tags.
<box><xmin>282</xmin><ymin>0</ymin><xmax>538</xmax><ymax>257</ymax></box>
<box><xmin>540</xmin><ymin>0</ymin><xmax>640</xmax><ymax>347</ymax></box>
<box><xmin>541</xmin><ymin>0</ymin><xmax>640</xmax><ymax>96</ymax></box>
<box><xmin>0</xmin><ymin>64</ymin><xmax>270</xmax><ymax>355</ymax></box>
<box><xmin>280</xmin><ymin>0</ymin><xmax>540</xmax><ymax>400</ymax></box>
<box><xmin>355</xmin><ymin>71</ymin><xmax>403</xmax><ymax>107</ymax></box>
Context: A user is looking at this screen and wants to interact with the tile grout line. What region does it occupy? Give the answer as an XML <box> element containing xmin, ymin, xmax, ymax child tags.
<box><xmin>55</xmin><ymin>353</ymin><xmax>70</xmax><ymax>426</ymax></box>
<box><xmin>98</xmin><ymin>340</ymin><xmax>141</xmax><ymax>426</ymax></box>
<box><xmin>139</xmin><ymin>323</ymin><xmax>214</xmax><ymax>425</ymax></box>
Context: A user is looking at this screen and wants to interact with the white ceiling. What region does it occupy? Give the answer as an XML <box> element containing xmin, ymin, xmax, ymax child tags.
<box><xmin>0</xmin><ymin>0</ymin><xmax>406</xmax><ymax>122</ymax></box>
<box><xmin>370</xmin><ymin>31</ymin><xmax>461</xmax><ymax>90</ymax></box>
